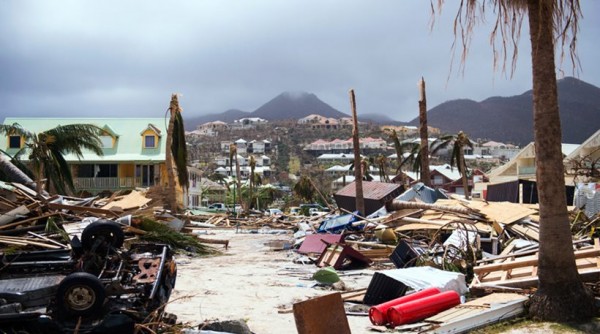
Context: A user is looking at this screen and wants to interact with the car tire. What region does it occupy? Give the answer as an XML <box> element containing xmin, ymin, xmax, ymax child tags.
<box><xmin>55</xmin><ymin>272</ymin><xmax>106</xmax><ymax>318</ymax></box>
<box><xmin>81</xmin><ymin>220</ymin><xmax>124</xmax><ymax>251</ymax></box>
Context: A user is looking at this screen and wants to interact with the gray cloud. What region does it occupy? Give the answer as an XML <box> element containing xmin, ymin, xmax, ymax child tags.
<box><xmin>1</xmin><ymin>0</ymin><xmax>598</xmax><ymax>122</ymax></box>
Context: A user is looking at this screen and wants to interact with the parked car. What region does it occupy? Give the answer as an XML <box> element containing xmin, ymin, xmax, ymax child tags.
<box><xmin>288</xmin><ymin>207</ymin><xmax>301</xmax><ymax>216</ymax></box>
<box><xmin>207</xmin><ymin>203</ymin><xmax>227</xmax><ymax>211</ymax></box>
<box><xmin>300</xmin><ymin>203</ymin><xmax>328</xmax><ymax>211</ymax></box>
<box><xmin>265</xmin><ymin>208</ymin><xmax>284</xmax><ymax>216</ymax></box>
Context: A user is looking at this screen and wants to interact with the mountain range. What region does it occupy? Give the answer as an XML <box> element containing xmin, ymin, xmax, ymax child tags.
<box><xmin>185</xmin><ymin>77</ymin><xmax>600</xmax><ymax>145</ymax></box>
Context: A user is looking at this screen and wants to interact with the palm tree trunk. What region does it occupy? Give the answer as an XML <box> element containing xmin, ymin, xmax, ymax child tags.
<box><xmin>459</xmin><ymin>150</ymin><xmax>470</xmax><ymax>199</ymax></box>
<box><xmin>166</xmin><ymin>94</ymin><xmax>179</xmax><ymax>213</ymax></box>
<box><xmin>0</xmin><ymin>154</ymin><xmax>37</xmax><ymax>190</ymax></box>
<box><xmin>249</xmin><ymin>159</ymin><xmax>255</xmax><ymax>211</ymax></box>
<box><xmin>350</xmin><ymin>89</ymin><xmax>365</xmax><ymax>215</ymax></box>
<box><xmin>235</xmin><ymin>156</ymin><xmax>242</xmax><ymax>212</ymax></box>
<box><xmin>526</xmin><ymin>0</ymin><xmax>594</xmax><ymax>321</ymax></box>
<box><xmin>418</xmin><ymin>78</ymin><xmax>431</xmax><ymax>187</ymax></box>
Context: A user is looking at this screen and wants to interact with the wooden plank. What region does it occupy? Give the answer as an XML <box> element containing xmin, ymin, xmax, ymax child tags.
<box><xmin>0</xmin><ymin>212</ymin><xmax>61</xmax><ymax>230</ymax></box>
<box><xmin>293</xmin><ymin>293</ymin><xmax>351</xmax><ymax>334</ymax></box>
<box><xmin>47</xmin><ymin>202</ymin><xmax>122</xmax><ymax>216</ymax></box>
<box><xmin>474</xmin><ymin>248</ymin><xmax>600</xmax><ymax>274</ymax></box>
<box><xmin>507</xmin><ymin>224</ymin><xmax>540</xmax><ymax>241</ymax></box>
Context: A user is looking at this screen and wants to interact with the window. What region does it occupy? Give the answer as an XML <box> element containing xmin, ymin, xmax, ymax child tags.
<box><xmin>144</xmin><ymin>135</ymin><xmax>156</xmax><ymax>148</ymax></box>
<box><xmin>100</xmin><ymin>136</ymin><xmax>113</xmax><ymax>148</ymax></box>
<box><xmin>9</xmin><ymin>136</ymin><xmax>21</xmax><ymax>149</ymax></box>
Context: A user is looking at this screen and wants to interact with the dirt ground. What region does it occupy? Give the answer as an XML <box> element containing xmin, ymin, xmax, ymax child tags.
<box><xmin>166</xmin><ymin>228</ymin><xmax>376</xmax><ymax>333</ymax></box>
<box><xmin>166</xmin><ymin>228</ymin><xmax>600</xmax><ymax>334</ymax></box>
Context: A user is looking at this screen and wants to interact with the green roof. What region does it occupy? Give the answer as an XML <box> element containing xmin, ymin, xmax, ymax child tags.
<box><xmin>1</xmin><ymin>117</ymin><xmax>168</xmax><ymax>163</ymax></box>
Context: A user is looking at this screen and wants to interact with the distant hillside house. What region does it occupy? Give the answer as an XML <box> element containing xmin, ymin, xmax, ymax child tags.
<box><xmin>384</xmin><ymin>125</ymin><xmax>441</xmax><ymax>137</ymax></box>
<box><xmin>316</xmin><ymin>153</ymin><xmax>363</xmax><ymax>165</ymax></box>
<box><xmin>214</xmin><ymin>165</ymin><xmax>271</xmax><ymax>179</ymax></box>
<box><xmin>231</xmin><ymin>117</ymin><xmax>268</xmax><ymax>129</ymax></box>
<box><xmin>248</xmin><ymin>139</ymin><xmax>271</xmax><ymax>154</ymax></box>
<box><xmin>488</xmin><ymin>142</ymin><xmax>580</xmax><ymax>184</ymax></box>
<box><xmin>1</xmin><ymin>118</ymin><xmax>182</xmax><ymax>199</ymax></box>
<box><xmin>220</xmin><ymin>138</ymin><xmax>271</xmax><ymax>154</ymax></box>
<box><xmin>326</xmin><ymin>163</ymin><xmax>380</xmax><ymax>178</ymax></box>
<box><xmin>467</xmin><ymin>140</ymin><xmax>520</xmax><ymax>160</ymax></box>
<box><xmin>191</xmin><ymin>121</ymin><xmax>229</xmax><ymax>137</ymax></box>
<box><xmin>297</xmin><ymin>114</ymin><xmax>352</xmax><ymax>130</ymax></box>
<box><xmin>305</xmin><ymin>137</ymin><xmax>388</xmax><ymax>155</ymax></box>
<box><xmin>393</xmin><ymin>164</ymin><xmax>485</xmax><ymax>196</ymax></box>
<box><xmin>216</xmin><ymin>154</ymin><xmax>270</xmax><ymax>168</ymax></box>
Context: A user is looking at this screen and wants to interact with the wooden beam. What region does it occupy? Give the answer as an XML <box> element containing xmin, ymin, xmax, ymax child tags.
<box><xmin>47</xmin><ymin>202</ymin><xmax>122</xmax><ymax>216</ymax></box>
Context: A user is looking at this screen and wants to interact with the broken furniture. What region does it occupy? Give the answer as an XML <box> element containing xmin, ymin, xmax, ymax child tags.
<box><xmin>315</xmin><ymin>242</ymin><xmax>373</xmax><ymax>270</ymax></box>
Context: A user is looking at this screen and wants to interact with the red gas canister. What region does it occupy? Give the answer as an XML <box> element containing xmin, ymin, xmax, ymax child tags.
<box><xmin>387</xmin><ymin>290</ymin><xmax>461</xmax><ymax>326</ymax></box>
<box><xmin>368</xmin><ymin>287</ymin><xmax>441</xmax><ymax>325</ymax></box>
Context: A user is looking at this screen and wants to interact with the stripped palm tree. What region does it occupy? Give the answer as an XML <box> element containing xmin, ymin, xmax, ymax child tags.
<box><xmin>418</xmin><ymin>77</ymin><xmax>432</xmax><ymax>187</ymax></box>
<box><xmin>247</xmin><ymin>155</ymin><xmax>256</xmax><ymax>211</ymax></box>
<box><xmin>0</xmin><ymin>123</ymin><xmax>103</xmax><ymax>194</ymax></box>
<box><xmin>390</xmin><ymin>130</ymin><xmax>427</xmax><ymax>185</ymax></box>
<box><xmin>165</xmin><ymin>94</ymin><xmax>189</xmax><ymax>213</ymax></box>
<box><xmin>431</xmin><ymin>131</ymin><xmax>473</xmax><ymax>199</ymax></box>
<box><xmin>375</xmin><ymin>154</ymin><xmax>390</xmax><ymax>183</ymax></box>
<box><xmin>228</xmin><ymin>144</ymin><xmax>242</xmax><ymax>213</ymax></box>
<box><xmin>434</xmin><ymin>0</ymin><xmax>594</xmax><ymax>321</ymax></box>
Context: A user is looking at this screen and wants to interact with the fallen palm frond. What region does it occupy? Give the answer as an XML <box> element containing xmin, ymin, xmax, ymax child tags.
<box><xmin>135</xmin><ymin>217</ymin><xmax>219</xmax><ymax>255</ymax></box>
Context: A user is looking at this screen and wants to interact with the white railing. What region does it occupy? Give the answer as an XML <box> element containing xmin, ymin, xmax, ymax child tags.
<box><xmin>74</xmin><ymin>177</ymin><xmax>146</xmax><ymax>190</ymax></box>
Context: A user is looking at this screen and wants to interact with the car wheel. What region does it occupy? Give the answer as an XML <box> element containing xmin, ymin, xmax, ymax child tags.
<box><xmin>81</xmin><ymin>220</ymin><xmax>124</xmax><ymax>251</ymax></box>
<box><xmin>55</xmin><ymin>272</ymin><xmax>106</xmax><ymax>318</ymax></box>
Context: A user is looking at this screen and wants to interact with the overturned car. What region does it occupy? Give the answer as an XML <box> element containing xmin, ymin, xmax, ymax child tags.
<box><xmin>0</xmin><ymin>220</ymin><xmax>177</xmax><ymax>333</ymax></box>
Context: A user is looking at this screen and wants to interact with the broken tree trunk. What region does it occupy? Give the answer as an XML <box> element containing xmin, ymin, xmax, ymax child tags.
<box><xmin>166</xmin><ymin>94</ymin><xmax>179</xmax><ymax>213</ymax></box>
<box><xmin>349</xmin><ymin>89</ymin><xmax>365</xmax><ymax>215</ymax></box>
<box><xmin>386</xmin><ymin>200</ymin><xmax>474</xmax><ymax>216</ymax></box>
<box><xmin>0</xmin><ymin>154</ymin><xmax>38</xmax><ymax>191</ymax></box>
<box><xmin>418</xmin><ymin>78</ymin><xmax>432</xmax><ymax>187</ymax></box>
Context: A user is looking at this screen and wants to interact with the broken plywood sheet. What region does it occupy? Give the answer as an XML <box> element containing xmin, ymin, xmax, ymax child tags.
<box><xmin>101</xmin><ymin>190</ymin><xmax>151</xmax><ymax>211</ymax></box>
<box><xmin>297</xmin><ymin>233</ymin><xmax>344</xmax><ymax>255</ymax></box>
<box><xmin>293</xmin><ymin>293</ymin><xmax>351</xmax><ymax>334</ymax></box>
<box><xmin>426</xmin><ymin>293</ymin><xmax>527</xmax><ymax>333</ymax></box>
<box><xmin>466</xmin><ymin>201</ymin><xmax>537</xmax><ymax>226</ymax></box>
<box><xmin>394</xmin><ymin>221</ymin><xmax>492</xmax><ymax>234</ymax></box>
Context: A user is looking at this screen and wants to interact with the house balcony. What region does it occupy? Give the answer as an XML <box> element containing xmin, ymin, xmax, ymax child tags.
<box><xmin>74</xmin><ymin>177</ymin><xmax>154</xmax><ymax>193</ymax></box>
<box><xmin>518</xmin><ymin>166</ymin><xmax>536</xmax><ymax>175</ymax></box>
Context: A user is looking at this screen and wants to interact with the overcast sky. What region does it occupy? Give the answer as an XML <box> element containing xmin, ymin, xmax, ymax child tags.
<box><xmin>1</xmin><ymin>1</ymin><xmax>599</xmax><ymax>123</ymax></box>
